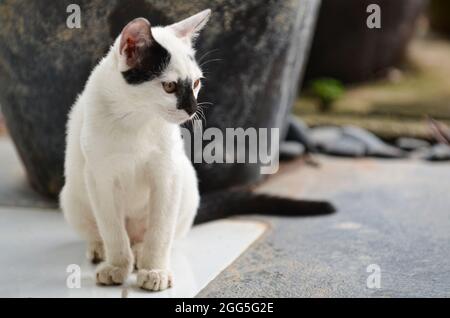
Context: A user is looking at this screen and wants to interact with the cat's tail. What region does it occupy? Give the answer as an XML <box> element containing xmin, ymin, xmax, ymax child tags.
<box><xmin>194</xmin><ymin>190</ymin><xmax>335</xmax><ymax>224</ymax></box>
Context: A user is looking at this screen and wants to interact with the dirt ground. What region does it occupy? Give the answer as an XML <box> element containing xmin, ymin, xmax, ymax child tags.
<box><xmin>295</xmin><ymin>34</ymin><xmax>450</xmax><ymax>140</ymax></box>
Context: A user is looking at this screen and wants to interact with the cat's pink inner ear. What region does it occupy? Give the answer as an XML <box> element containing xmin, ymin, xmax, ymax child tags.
<box><xmin>119</xmin><ymin>18</ymin><xmax>152</xmax><ymax>68</ymax></box>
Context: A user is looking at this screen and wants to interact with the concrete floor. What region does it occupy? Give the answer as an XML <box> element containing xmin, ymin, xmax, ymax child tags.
<box><xmin>1</xmin><ymin>137</ymin><xmax>450</xmax><ymax>297</ymax></box>
<box><xmin>200</xmin><ymin>157</ymin><xmax>450</xmax><ymax>297</ymax></box>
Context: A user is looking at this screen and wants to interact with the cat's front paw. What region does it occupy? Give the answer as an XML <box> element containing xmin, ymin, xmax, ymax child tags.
<box><xmin>96</xmin><ymin>262</ymin><xmax>131</xmax><ymax>285</ymax></box>
<box><xmin>137</xmin><ymin>269</ymin><xmax>173</xmax><ymax>291</ymax></box>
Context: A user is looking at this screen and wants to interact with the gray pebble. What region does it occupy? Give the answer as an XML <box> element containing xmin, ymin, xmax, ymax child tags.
<box><xmin>414</xmin><ymin>143</ymin><xmax>450</xmax><ymax>161</ymax></box>
<box><xmin>342</xmin><ymin>126</ymin><xmax>405</xmax><ymax>158</ymax></box>
<box><xmin>286</xmin><ymin>117</ymin><xmax>314</xmax><ymax>152</ymax></box>
<box><xmin>310</xmin><ymin>126</ymin><xmax>405</xmax><ymax>158</ymax></box>
<box><xmin>321</xmin><ymin>136</ymin><xmax>366</xmax><ymax>157</ymax></box>
<box><xmin>279</xmin><ymin>141</ymin><xmax>306</xmax><ymax>160</ymax></box>
<box><xmin>396</xmin><ymin>137</ymin><xmax>430</xmax><ymax>151</ymax></box>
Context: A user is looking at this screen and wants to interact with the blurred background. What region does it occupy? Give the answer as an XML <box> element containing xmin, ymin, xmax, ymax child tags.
<box><xmin>295</xmin><ymin>0</ymin><xmax>450</xmax><ymax>152</ymax></box>
<box><xmin>1</xmin><ymin>0</ymin><xmax>450</xmax><ymax>178</ymax></box>
<box><xmin>1</xmin><ymin>0</ymin><xmax>450</xmax><ymax>215</ymax></box>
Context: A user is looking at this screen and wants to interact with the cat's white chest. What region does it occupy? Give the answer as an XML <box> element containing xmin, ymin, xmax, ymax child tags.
<box><xmin>121</xmin><ymin>161</ymin><xmax>151</xmax><ymax>215</ymax></box>
<box><xmin>111</xmin><ymin>140</ymin><xmax>160</xmax><ymax>213</ymax></box>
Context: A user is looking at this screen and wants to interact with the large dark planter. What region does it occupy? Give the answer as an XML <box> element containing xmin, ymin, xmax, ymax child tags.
<box><xmin>429</xmin><ymin>0</ymin><xmax>450</xmax><ymax>37</ymax></box>
<box><xmin>0</xmin><ymin>0</ymin><xmax>319</xmax><ymax>198</ymax></box>
<box><xmin>303</xmin><ymin>0</ymin><xmax>427</xmax><ymax>84</ymax></box>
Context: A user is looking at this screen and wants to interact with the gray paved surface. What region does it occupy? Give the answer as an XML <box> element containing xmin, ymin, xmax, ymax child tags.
<box><xmin>1</xmin><ymin>136</ymin><xmax>449</xmax><ymax>297</ymax></box>
<box><xmin>198</xmin><ymin>157</ymin><xmax>450</xmax><ymax>297</ymax></box>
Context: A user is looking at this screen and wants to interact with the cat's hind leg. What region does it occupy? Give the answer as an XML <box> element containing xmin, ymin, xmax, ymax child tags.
<box><xmin>60</xmin><ymin>185</ymin><xmax>104</xmax><ymax>264</ymax></box>
<box><xmin>87</xmin><ymin>241</ymin><xmax>105</xmax><ymax>264</ymax></box>
<box><xmin>175</xmin><ymin>160</ymin><xmax>200</xmax><ymax>239</ymax></box>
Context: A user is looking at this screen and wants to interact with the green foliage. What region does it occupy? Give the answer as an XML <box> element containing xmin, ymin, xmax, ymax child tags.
<box><xmin>309</xmin><ymin>78</ymin><xmax>345</xmax><ymax>112</ymax></box>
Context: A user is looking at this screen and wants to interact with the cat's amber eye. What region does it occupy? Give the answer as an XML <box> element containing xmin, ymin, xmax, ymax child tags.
<box><xmin>193</xmin><ymin>79</ymin><xmax>201</xmax><ymax>89</ymax></box>
<box><xmin>162</xmin><ymin>82</ymin><xmax>177</xmax><ymax>94</ymax></box>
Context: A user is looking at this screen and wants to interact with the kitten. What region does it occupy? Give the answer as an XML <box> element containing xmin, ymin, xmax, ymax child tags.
<box><xmin>60</xmin><ymin>10</ymin><xmax>211</xmax><ymax>291</ymax></box>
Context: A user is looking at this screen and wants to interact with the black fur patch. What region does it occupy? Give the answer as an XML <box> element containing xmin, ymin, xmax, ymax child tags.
<box><xmin>122</xmin><ymin>41</ymin><xmax>171</xmax><ymax>85</ymax></box>
<box><xmin>175</xmin><ymin>79</ymin><xmax>197</xmax><ymax>115</ymax></box>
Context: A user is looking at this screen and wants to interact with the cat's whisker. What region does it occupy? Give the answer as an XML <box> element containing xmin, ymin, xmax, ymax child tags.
<box><xmin>199</xmin><ymin>104</ymin><xmax>208</xmax><ymax>113</ymax></box>
<box><xmin>188</xmin><ymin>113</ymin><xmax>196</xmax><ymax>128</ymax></box>
<box><xmin>200</xmin><ymin>58</ymin><xmax>223</xmax><ymax>68</ymax></box>
<box><xmin>197</xmin><ymin>108</ymin><xmax>206</xmax><ymax>123</ymax></box>
<box><xmin>197</xmin><ymin>101</ymin><xmax>213</xmax><ymax>110</ymax></box>
<box><xmin>197</xmin><ymin>49</ymin><xmax>219</xmax><ymax>63</ymax></box>
<box><xmin>198</xmin><ymin>114</ymin><xmax>204</xmax><ymax>130</ymax></box>
<box><xmin>192</xmin><ymin>113</ymin><xmax>203</xmax><ymax>132</ymax></box>
<box><xmin>196</xmin><ymin>106</ymin><xmax>207</xmax><ymax>127</ymax></box>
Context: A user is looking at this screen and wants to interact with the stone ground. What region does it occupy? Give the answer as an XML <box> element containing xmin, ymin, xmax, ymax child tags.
<box><xmin>200</xmin><ymin>157</ymin><xmax>450</xmax><ymax>297</ymax></box>
<box><xmin>1</xmin><ymin>136</ymin><xmax>449</xmax><ymax>297</ymax></box>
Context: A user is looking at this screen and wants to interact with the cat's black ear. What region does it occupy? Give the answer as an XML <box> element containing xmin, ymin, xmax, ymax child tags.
<box><xmin>169</xmin><ymin>9</ymin><xmax>211</xmax><ymax>44</ymax></box>
<box><xmin>119</xmin><ymin>18</ymin><xmax>153</xmax><ymax>70</ymax></box>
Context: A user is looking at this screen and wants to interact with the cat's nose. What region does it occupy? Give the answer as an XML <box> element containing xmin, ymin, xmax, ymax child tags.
<box><xmin>178</xmin><ymin>92</ymin><xmax>197</xmax><ymax>116</ymax></box>
<box><xmin>183</xmin><ymin>102</ymin><xmax>197</xmax><ymax>116</ymax></box>
<box><xmin>175</xmin><ymin>79</ymin><xmax>198</xmax><ymax>116</ymax></box>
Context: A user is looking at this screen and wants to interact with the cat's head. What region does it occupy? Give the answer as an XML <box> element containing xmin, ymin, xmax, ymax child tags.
<box><xmin>114</xmin><ymin>9</ymin><xmax>211</xmax><ymax>124</ymax></box>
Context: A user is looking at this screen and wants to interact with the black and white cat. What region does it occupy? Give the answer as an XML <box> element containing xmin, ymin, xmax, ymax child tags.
<box><xmin>60</xmin><ymin>9</ymin><xmax>335</xmax><ymax>292</ymax></box>
<box><xmin>61</xmin><ymin>10</ymin><xmax>211</xmax><ymax>291</ymax></box>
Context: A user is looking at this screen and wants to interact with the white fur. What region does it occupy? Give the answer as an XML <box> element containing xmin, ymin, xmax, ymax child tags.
<box><xmin>60</xmin><ymin>10</ymin><xmax>210</xmax><ymax>291</ymax></box>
